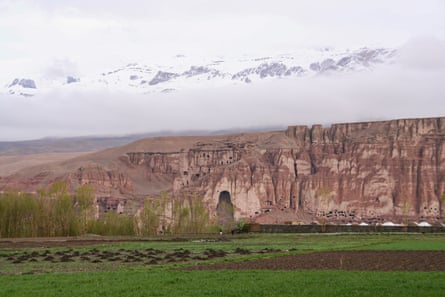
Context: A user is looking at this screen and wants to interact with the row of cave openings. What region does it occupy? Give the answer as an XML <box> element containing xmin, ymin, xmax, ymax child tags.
<box><xmin>196</xmin><ymin>151</ymin><xmax>239</xmax><ymax>167</ymax></box>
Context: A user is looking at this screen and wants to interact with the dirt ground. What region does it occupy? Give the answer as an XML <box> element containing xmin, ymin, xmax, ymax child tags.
<box><xmin>0</xmin><ymin>152</ymin><xmax>88</xmax><ymax>176</ymax></box>
<box><xmin>0</xmin><ymin>237</ymin><xmax>189</xmax><ymax>249</ymax></box>
<box><xmin>0</xmin><ymin>235</ymin><xmax>240</xmax><ymax>250</ymax></box>
<box><xmin>186</xmin><ymin>250</ymin><xmax>445</xmax><ymax>271</ymax></box>
<box><xmin>0</xmin><ymin>239</ymin><xmax>128</xmax><ymax>249</ymax></box>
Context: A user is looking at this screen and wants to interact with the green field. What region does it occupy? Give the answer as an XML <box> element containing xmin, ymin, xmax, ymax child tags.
<box><xmin>1</xmin><ymin>233</ymin><xmax>444</xmax><ymax>297</ymax></box>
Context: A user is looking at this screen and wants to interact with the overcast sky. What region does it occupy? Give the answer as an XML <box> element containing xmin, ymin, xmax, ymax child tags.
<box><xmin>1</xmin><ymin>0</ymin><xmax>445</xmax><ymax>141</ymax></box>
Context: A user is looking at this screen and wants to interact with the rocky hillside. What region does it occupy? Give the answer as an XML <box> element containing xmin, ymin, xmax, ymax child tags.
<box><xmin>1</xmin><ymin>116</ymin><xmax>444</xmax><ymax>225</ymax></box>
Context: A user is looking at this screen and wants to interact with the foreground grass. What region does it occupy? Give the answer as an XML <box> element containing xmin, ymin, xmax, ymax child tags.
<box><xmin>1</xmin><ymin>233</ymin><xmax>444</xmax><ymax>296</ymax></box>
<box><xmin>1</xmin><ymin>269</ymin><xmax>444</xmax><ymax>297</ymax></box>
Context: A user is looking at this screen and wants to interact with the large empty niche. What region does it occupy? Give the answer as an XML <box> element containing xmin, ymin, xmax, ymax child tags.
<box><xmin>216</xmin><ymin>191</ymin><xmax>234</xmax><ymax>227</ymax></box>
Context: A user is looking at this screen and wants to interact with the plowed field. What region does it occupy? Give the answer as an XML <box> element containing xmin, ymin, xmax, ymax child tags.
<box><xmin>186</xmin><ymin>250</ymin><xmax>445</xmax><ymax>271</ymax></box>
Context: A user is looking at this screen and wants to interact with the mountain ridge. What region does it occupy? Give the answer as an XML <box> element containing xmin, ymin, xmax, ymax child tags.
<box><xmin>1</xmin><ymin>47</ymin><xmax>395</xmax><ymax>97</ymax></box>
<box><xmin>0</xmin><ymin>126</ymin><xmax>285</xmax><ymax>155</ymax></box>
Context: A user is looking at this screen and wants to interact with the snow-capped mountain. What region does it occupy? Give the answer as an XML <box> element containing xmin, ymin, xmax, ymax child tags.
<box><xmin>1</xmin><ymin>47</ymin><xmax>396</xmax><ymax>97</ymax></box>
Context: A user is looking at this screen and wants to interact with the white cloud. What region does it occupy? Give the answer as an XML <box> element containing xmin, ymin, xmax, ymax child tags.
<box><xmin>397</xmin><ymin>36</ymin><xmax>445</xmax><ymax>70</ymax></box>
<box><xmin>43</xmin><ymin>58</ymin><xmax>79</xmax><ymax>79</ymax></box>
<box><xmin>1</xmin><ymin>59</ymin><xmax>444</xmax><ymax>141</ymax></box>
<box><xmin>1</xmin><ymin>0</ymin><xmax>445</xmax><ymax>72</ymax></box>
<box><xmin>0</xmin><ymin>1</ymin><xmax>445</xmax><ymax>140</ymax></box>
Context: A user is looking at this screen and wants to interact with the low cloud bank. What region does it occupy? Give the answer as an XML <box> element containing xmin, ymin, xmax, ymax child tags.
<box><xmin>1</xmin><ymin>39</ymin><xmax>445</xmax><ymax>141</ymax></box>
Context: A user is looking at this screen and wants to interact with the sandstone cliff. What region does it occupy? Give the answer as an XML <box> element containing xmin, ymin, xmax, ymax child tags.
<box><xmin>1</xmin><ymin>117</ymin><xmax>444</xmax><ymax>224</ymax></box>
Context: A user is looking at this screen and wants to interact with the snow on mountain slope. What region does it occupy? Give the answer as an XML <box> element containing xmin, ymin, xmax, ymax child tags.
<box><xmin>1</xmin><ymin>47</ymin><xmax>396</xmax><ymax>97</ymax></box>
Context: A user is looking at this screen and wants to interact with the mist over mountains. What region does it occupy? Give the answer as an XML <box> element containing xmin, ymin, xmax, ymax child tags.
<box><xmin>1</xmin><ymin>37</ymin><xmax>445</xmax><ymax>142</ymax></box>
<box><xmin>2</xmin><ymin>47</ymin><xmax>394</xmax><ymax>97</ymax></box>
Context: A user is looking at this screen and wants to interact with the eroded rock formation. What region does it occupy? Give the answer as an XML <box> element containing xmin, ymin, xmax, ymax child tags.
<box><xmin>1</xmin><ymin>117</ymin><xmax>444</xmax><ymax>224</ymax></box>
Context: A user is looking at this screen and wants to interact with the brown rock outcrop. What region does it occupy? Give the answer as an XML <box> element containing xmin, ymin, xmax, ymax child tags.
<box><xmin>1</xmin><ymin>117</ymin><xmax>444</xmax><ymax>224</ymax></box>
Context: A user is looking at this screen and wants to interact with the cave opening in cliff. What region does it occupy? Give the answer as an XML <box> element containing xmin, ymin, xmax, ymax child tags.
<box><xmin>217</xmin><ymin>191</ymin><xmax>235</xmax><ymax>227</ymax></box>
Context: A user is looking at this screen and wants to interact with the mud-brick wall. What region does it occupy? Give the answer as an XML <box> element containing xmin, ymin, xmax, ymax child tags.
<box><xmin>248</xmin><ymin>224</ymin><xmax>445</xmax><ymax>233</ymax></box>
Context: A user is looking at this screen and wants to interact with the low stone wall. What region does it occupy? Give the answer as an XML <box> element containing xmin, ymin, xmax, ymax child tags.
<box><xmin>247</xmin><ymin>224</ymin><xmax>445</xmax><ymax>233</ymax></box>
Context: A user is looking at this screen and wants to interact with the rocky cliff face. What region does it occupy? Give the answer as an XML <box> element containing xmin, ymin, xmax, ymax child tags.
<box><xmin>1</xmin><ymin>117</ymin><xmax>444</xmax><ymax>224</ymax></box>
<box><xmin>284</xmin><ymin>118</ymin><xmax>445</xmax><ymax>224</ymax></box>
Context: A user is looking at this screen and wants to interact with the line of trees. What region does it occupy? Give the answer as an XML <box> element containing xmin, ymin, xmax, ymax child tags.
<box><xmin>138</xmin><ymin>192</ymin><xmax>216</xmax><ymax>236</ymax></box>
<box><xmin>0</xmin><ymin>182</ymin><xmax>97</xmax><ymax>237</ymax></box>
<box><xmin>0</xmin><ymin>182</ymin><xmax>219</xmax><ymax>238</ymax></box>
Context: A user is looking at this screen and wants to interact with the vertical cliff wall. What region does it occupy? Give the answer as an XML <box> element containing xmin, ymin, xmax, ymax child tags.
<box><xmin>1</xmin><ymin>117</ymin><xmax>444</xmax><ymax>224</ymax></box>
<box><xmin>117</xmin><ymin>117</ymin><xmax>445</xmax><ymax>224</ymax></box>
<box><xmin>283</xmin><ymin>118</ymin><xmax>445</xmax><ymax>224</ymax></box>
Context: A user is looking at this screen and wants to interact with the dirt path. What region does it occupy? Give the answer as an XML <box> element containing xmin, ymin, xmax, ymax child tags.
<box><xmin>0</xmin><ymin>238</ymin><xmax>145</xmax><ymax>249</ymax></box>
<box><xmin>0</xmin><ymin>235</ymin><xmax>237</xmax><ymax>249</ymax></box>
<box><xmin>186</xmin><ymin>250</ymin><xmax>445</xmax><ymax>271</ymax></box>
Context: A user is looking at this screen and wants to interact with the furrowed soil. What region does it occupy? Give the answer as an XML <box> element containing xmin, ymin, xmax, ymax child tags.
<box><xmin>186</xmin><ymin>250</ymin><xmax>445</xmax><ymax>271</ymax></box>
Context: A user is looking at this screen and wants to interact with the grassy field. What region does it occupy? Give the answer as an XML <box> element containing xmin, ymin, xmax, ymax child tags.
<box><xmin>1</xmin><ymin>269</ymin><xmax>444</xmax><ymax>297</ymax></box>
<box><xmin>1</xmin><ymin>233</ymin><xmax>444</xmax><ymax>296</ymax></box>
